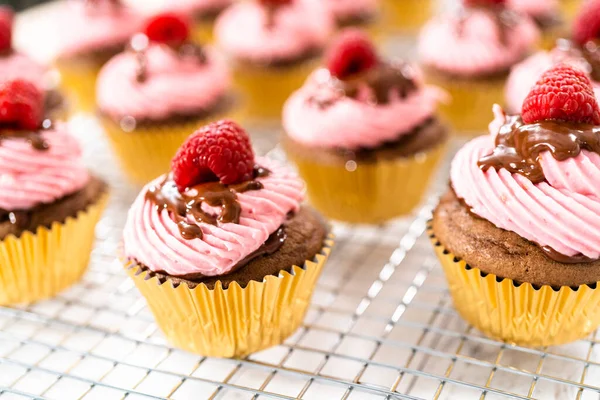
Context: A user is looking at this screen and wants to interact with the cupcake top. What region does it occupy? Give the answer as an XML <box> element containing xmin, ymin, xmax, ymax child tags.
<box><xmin>214</xmin><ymin>0</ymin><xmax>333</xmax><ymax>64</ymax></box>
<box><xmin>53</xmin><ymin>0</ymin><xmax>144</xmax><ymax>59</ymax></box>
<box><xmin>325</xmin><ymin>0</ymin><xmax>379</xmax><ymax>24</ymax></box>
<box><xmin>0</xmin><ymin>7</ymin><xmax>49</xmax><ymax>92</ymax></box>
<box><xmin>123</xmin><ymin>120</ymin><xmax>305</xmax><ymax>278</ymax></box>
<box><xmin>418</xmin><ymin>0</ymin><xmax>539</xmax><ymax>77</ymax></box>
<box><xmin>505</xmin><ymin>40</ymin><xmax>600</xmax><ymax>113</ymax></box>
<box><xmin>452</xmin><ymin>64</ymin><xmax>600</xmax><ymax>262</ymax></box>
<box><xmin>0</xmin><ymin>80</ymin><xmax>89</xmax><ymax>212</ymax></box>
<box><xmin>128</xmin><ymin>0</ymin><xmax>231</xmax><ymax>17</ymax></box>
<box><xmin>284</xmin><ymin>29</ymin><xmax>445</xmax><ymax>150</ymax></box>
<box><xmin>96</xmin><ymin>13</ymin><xmax>230</xmax><ymax>123</ymax></box>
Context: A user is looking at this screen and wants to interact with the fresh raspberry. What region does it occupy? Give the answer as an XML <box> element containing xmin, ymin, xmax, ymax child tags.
<box><xmin>144</xmin><ymin>13</ymin><xmax>190</xmax><ymax>46</ymax></box>
<box><xmin>258</xmin><ymin>0</ymin><xmax>292</xmax><ymax>6</ymax></box>
<box><xmin>0</xmin><ymin>6</ymin><xmax>13</xmax><ymax>52</ymax></box>
<box><xmin>521</xmin><ymin>64</ymin><xmax>600</xmax><ymax>125</ymax></box>
<box><xmin>573</xmin><ymin>0</ymin><xmax>600</xmax><ymax>46</ymax></box>
<box><xmin>326</xmin><ymin>29</ymin><xmax>378</xmax><ymax>80</ymax></box>
<box><xmin>463</xmin><ymin>0</ymin><xmax>506</xmax><ymax>6</ymax></box>
<box><xmin>171</xmin><ymin>120</ymin><xmax>255</xmax><ymax>191</ymax></box>
<box><xmin>0</xmin><ymin>80</ymin><xmax>44</xmax><ymax>130</ymax></box>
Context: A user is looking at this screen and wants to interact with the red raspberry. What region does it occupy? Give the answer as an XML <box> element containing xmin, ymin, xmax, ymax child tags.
<box><xmin>326</xmin><ymin>29</ymin><xmax>378</xmax><ymax>80</ymax></box>
<box><xmin>144</xmin><ymin>13</ymin><xmax>190</xmax><ymax>46</ymax></box>
<box><xmin>0</xmin><ymin>80</ymin><xmax>44</xmax><ymax>130</ymax></box>
<box><xmin>463</xmin><ymin>0</ymin><xmax>506</xmax><ymax>6</ymax></box>
<box><xmin>0</xmin><ymin>6</ymin><xmax>14</xmax><ymax>52</ymax></box>
<box><xmin>573</xmin><ymin>0</ymin><xmax>600</xmax><ymax>46</ymax></box>
<box><xmin>171</xmin><ymin>120</ymin><xmax>255</xmax><ymax>191</ymax></box>
<box><xmin>521</xmin><ymin>64</ymin><xmax>600</xmax><ymax>125</ymax></box>
<box><xmin>258</xmin><ymin>0</ymin><xmax>292</xmax><ymax>6</ymax></box>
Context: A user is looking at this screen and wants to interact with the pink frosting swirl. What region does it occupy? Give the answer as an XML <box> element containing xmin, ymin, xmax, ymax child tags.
<box><xmin>418</xmin><ymin>9</ymin><xmax>539</xmax><ymax>76</ymax></box>
<box><xmin>507</xmin><ymin>0</ymin><xmax>558</xmax><ymax>19</ymax></box>
<box><xmin>0</xmin><ymin>124</ymin><xmax>90</xmax><ymax>211</ymax></box>
<box><xmin>96</xmin><ymin>44</ymin><xmax>230</xmax><ymax>121</ymax></box>
<box><xmin>505</xmin><ymin>49</ymin><xmax>600</xmax><ymax>113</ymax></box>
<box><xmin>214</xmin><ymin>0</ymin><xmax>333</xmax><ymax>63</ymax></box>
<box><xmin>53</xmin><ymin>1</ymin><xmax>144</xmax><ymax>59</ymax></box>
<box><xmin>123</xmin><ymin>158</ymin><xmax>305</xmax><ymax>277</ymax></box>
<box><xmin>451</xmin><ymin>105</ymin><xmax>600</xmax><ymax>259</ymax></box>
<box><xmin>283</xmin><ymin>68</ymin><xmax>446</xmax><ymax>149</ymax></box>
<box><xmin>325</xmin><ymin>0</ymin><xmax>379</xmax><ymax>21</ymax></box>
<box><xmin>0</xmin><ymin>53</ymin><xmax>48</xmax><ymax>92</ymax></box>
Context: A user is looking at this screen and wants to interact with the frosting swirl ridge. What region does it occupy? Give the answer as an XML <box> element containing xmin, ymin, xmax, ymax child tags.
<box><xmin>451</xmin><ymin>106</ymin><xmax>600</xmax><ymax>260</ymax></box>
<box><xmin>123</xmin><ymin>158</ymin><xmax>305</xmax><ymax>277</ymax></box>
<box><xmin>0</xmin><ymin>123</ymin><xmax>90</xmax><ymax>211</ymax></box>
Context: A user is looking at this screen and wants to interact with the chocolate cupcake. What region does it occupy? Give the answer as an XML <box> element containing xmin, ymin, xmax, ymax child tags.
<box><xmin>431</xmin><ymin>64</ymin><xmax>600</xmax><ymax>346</ymax></box>
<box><xmin>283</xmin><ymin>29</ymin><xmax>448</xmax><ymax>224</ymax></box>
<box><xmin>214</xmin><ymin>0</ymin><xmax>334</xmax><ymax>119</ymax></box>
<box><xmin>122</xmin><ymin>120</ymin><xmax>333</xmax><ymax>358</ymax></box>
<box><xmin>97</xmin><ymin>13</ymin><xmax>237</xmax><ymax>184</ymax></box>
<box><xmin>0</xmin><ymin>80</ymin><xmax>108</xmax><ymax>305</ymax></box>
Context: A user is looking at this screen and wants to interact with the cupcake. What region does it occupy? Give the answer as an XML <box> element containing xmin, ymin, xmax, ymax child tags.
<box><xmin>214</xmin><ymin>0</ymin><xmax>333</xmax><ymax>119</ymax></box>
<box><xmin>508</xmin><ymin>0</ymin><xmax>563</xmax><ymax>50</ymax></box>
<box><xmin>0</xmin><ymin>7</ymin><xmax>66</xmax><ymax>119</ymax></box>
<box><xmin>128</xmin><ymin>0</ymin><xmax>232</xmax><ymax>43</ymax></box>
<box><xmin>51</xmin><ymin>0</ymin><xmax>144</xmax><ymax>112</ymax></box>
<box><xmin>418</xmin><ymin>0</ymin><xmax>540</xmax><ymax>133</ymax></box>
<box><xmin>431</xmin><ymin>64</ymin><xmax>600</xmax><ymax>346</ymax></box>
<box><xmin>505</xmin><ymin>39</ymin><xmax>600</xmax><ymax>113</ymax></box>
<box><xmin>283</xmin><ymin>30</ymin><xmax>448</xmax><ymax>224</ymax></box>
<box><xmin>0</xmin><ymin>79</ymin><xmax>108</xmax><ymax>305</ymax></box>
<box><xmin>97</xmin><ymin>13</ymin><xmax>235</xmax><ymax>184</ymax></box>
<box><xmin>122</xmin><ymin>119</ymin><xmax>333</xmax><ymax>357</ymax></box>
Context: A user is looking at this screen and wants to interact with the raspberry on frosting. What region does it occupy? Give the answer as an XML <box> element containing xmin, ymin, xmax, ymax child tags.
<box><xmin>171</xmin><ymin>120</ymin><xmax>255</xmax><ymax>191</ymax></box>
<box><xmin>521</xmin><ymin>64</ymin><xmax>600</xmax><ymax>125</ymax></box>
<box><xmin>326</xmin><ymin>29</ymin><xmax>378</xmax><ymax>80</ymax></box>
<box><xmin>143</xmin><ymin>12</ymin><xmax>190</xmax><ymax>46</ymax></box>
<box><xmin>0</xmin><ymin>80</ymin><xmax>44</xmax><ymax>130</ymax></box>
<box><xmin>0</xmin><ymin>6</ymin><xmax>13</xmax><ymax>52</ymax></box>
<box><xmin>572</xmin><ymin>0</ymin><xmax>600</xmax><ymax>46</ymax></box>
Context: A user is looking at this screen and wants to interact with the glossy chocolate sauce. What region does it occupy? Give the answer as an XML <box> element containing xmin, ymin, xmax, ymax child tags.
<box><xmin>582</xmin><ymin>39</ymin><xmax>600</xmax><ymax>82</ymax></box>
<box><xmin>146</xmin><ymin>166</ymin><xmax>270</xmax><ymax>240</ymax></box>
<box><xmin>309</xmin><ymin>62</ymin><xmax>417</xmax><ymax>108</ymax></box>
<box><xmin>473</xmin><ymin>115</ymin><xmax>600</xmax><ymax>263</ymax></box>
<box><xmin>133</xmin><ymin>41</ymin><xmax>207</xmax><ymax>83</ymax></box>
<box><xmin>0</xmin><ymin>119</ymin><xmax>52</xmax><ymax>151</ymax></box>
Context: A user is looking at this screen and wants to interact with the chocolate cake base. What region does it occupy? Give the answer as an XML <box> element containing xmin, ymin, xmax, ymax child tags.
<box><xmin>0</xmin><ymin>175</ymin><xmax>107</xmax><ymax>239</ymax></box>
<box><xmin>432</xmin><ymin>188</ymin><xmax>600</xmax><ymax>288</ymax></box>
<box><xmin>283</xmin><ymin>117</ymin><xmax>448</xmax><ymax>165</ymax></box>
<box><xmin>133</xmin><ymin>206</ymin><xmax>328</xmax><ymax>290</ymax></box>
<box><xmin>423</xmin><ymin>64</ymin><xmax>511</xmax><ymax>82</ymax></box>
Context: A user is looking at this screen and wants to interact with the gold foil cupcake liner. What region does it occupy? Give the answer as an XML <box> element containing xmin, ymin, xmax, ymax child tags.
<box><xmin>101</xmin><ymin>107</ymin><xmax>239</xmax><ymax>185</ymax></box>
<box><xmin>429</xmin><ymin>225</ymin><xmax>600</xmax><ymax>347</ymax></box>
<box><xmin>286</xmin><ymin>145</ymin><xmax>445</xmax><ymax>224</ymax></box>
<box><xmin>0</xmin><ymin>192</ymin><xmax>109</xmax><ymax>306</ymax></box>
<box><xmin>55</xmin><ymin>58</ymin><xmax>104</xmax><ymax>114</ymax></box>
<box><xmin>380</xmin><ymin>0</ymin><xmax>432</xmax><ymax>33</ymax></box>
<box><xmin>560</xmin><ymin>0</ymin><xmax>582</xmax><ymax>24</ymax></box>
<box><xmin>233</xmin><ymin>59</ymin><xmax>320</xmax><ymax>121</ymax></box>
<box><xmin>423</xmin><ymin>70</ymin><xmax>506</xmax><ymax>135</ymax></box>
<box><xmin>124</xmin><ymin>236</ymin><xmax>334</xmax><ymax>358</ymax></box>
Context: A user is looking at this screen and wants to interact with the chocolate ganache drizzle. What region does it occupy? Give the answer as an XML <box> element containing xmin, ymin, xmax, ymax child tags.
<box><xmin>582</xmin><ymin>39</ymin><xmax>600</xmax><ymax>82</ymax></box>
<box><xmin>0</xmin><ymin>119</ymin><xmax>51</xmax><ymax>151</ymax></box>
<box><xmin>309</xmin><ymin>61</ymin><xmax>417</xmax><ymax>108</ymax></box>
<box><xmin>478</xmin><ymin>115</ymin><xmax>600</xmax><ymax>184</ymax></box>
<box><xmin>146</xmin><ymin>166</ymin><xmax>270</xmax><ymax>240</ymax></box>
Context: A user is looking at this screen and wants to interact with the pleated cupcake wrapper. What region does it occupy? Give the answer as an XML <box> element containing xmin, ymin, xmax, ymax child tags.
<box><xmin>0</xmin><ymin>192</ymin><xmax>109</xmax><ymax>306</ymax></box>
<box><xmin>286</xmin><ymin>145</ymin><xmax>445</xmax><ymax>224</ymax></box>
<box><xmin>380</xmin><ymin>0</ymin><xmax>432</xmax><ymax>33</ymax></box>
<box><xmin>55</xmin><ymin>59</ymin><xmax>104</xmax><ymax>114</ymax></box>
<box><xmin>101</xmin><ymin>107</ymin><xmax>240</xmax><ymax>185</ymax></box>
<box><xmin>124</xmin><ymin>235</ymin><xmax>334</xmax><ymax>358</ymax></box>
<box><xmin>424</xmin><ymin>71</ymin><xmax>506</xmax><ymax>135</ymax></box>
<box><xmin>233</xmin><ymin>59</ymin><xmax>319</xmax><ymax>121</ymax></box>
<box><xmin>191</xmin><ymin>19</ymin><xmax>215</xmax><ymax>44</ymax></box>
<box><xmin>429</xmin><ymin>225</ymin><xmax>600</xmax><ymax>347</ymax></box>
<box><xmin>560</xmin><ymin>0</ymin><xmax>582</xmax><ymax>23</ymax></box>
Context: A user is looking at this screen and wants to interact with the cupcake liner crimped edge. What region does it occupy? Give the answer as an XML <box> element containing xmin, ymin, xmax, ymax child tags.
<box><xmin>428</xmin><ymin>223</ymin><xmax>600</xmax><ymax>347</ymax></box>
<box><xmin>123</xmin><ymin>235</ymin><xmax>334</xmax><ymax>358</ymax></box>
<box><xmin>0</xmin><ymin>191</ymin><xmax>109</xmax><ymax>306</ymax></box>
